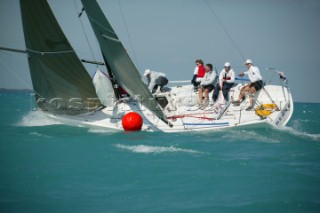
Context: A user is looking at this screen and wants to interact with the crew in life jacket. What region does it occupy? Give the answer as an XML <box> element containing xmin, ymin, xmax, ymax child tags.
<box><xmin>212</xmin><ymin>62</ymin><xmax>235</xmax><ymax>103</ymax></box>
<box><xmin>191</xmin><ymin>59</ymin><xmax>206</xmax><ymax>90</ymax></box>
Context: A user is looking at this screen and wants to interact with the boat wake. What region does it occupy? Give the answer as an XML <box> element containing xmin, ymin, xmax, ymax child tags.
<box><xmin>17</xmin><ymin>111</ymin><xmax>62</xmax><ymax>126</ymax></box>
<box><xmin>222</xmin><ymin>129</ymin><xmax>280</xmax><ymax>143</ymax></box>
<box><xmin>114</xmin><ymin>144</ymin><xmax>205</xmax><ymax>154</ymax></box>
<box><xmin>87</xmin><ymin>128</ymin><xmax>118</xmax><ymax>134</ymax></box>
<box><xmin>29</xmin><ymin>131</ymin><xmax>53</xmax><ymax>138</ymax></box>
<box><xmin>281</xmin><ymin>126</ymin><xmax>320</xmax><ymax>141</ymax></box>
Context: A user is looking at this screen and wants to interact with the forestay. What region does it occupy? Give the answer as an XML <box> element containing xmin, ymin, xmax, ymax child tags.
<box><xmin>20</xmin><ymin>0</ymin><xmax>101</xmax><ymax>115</ymax></box>
<box><xmin>81</xmin><ymin>0</ymin><xmax>171</xmax><ymax>126</ymax></box>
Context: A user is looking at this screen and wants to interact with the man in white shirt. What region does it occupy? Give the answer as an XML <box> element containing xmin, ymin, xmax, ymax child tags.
<box><xmin>212</xmin><ymin>62</ymin><xmax>235</xmax><ymax>103</ymax></box>
<box><xmin>144</xmin><ymin>69</ymin><xmax>168</xmax><ymax>93</ymax></box>
<box><xmin>233</xmin><ymin>59</ymin><xmax>263</xmax><ymax>110</ymax></box>
<box><xmin>198</xmin><ymin>64</ymin><xmax>217</xmax><ymax>107</ymax></box>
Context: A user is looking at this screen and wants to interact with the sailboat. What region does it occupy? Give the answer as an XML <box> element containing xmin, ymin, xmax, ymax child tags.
<box><xmin>0</xmin><ymin>0</ymin><xmax>293</xmax><ymax>132</ymax></box>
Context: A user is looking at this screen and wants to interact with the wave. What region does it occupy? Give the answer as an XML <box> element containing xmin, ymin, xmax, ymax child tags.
<box><xmin>17</xmin><ymin>111</ymin><xmax>62</xmax><ymax>126</ymax></box>
<box><xmin>281</xmin><ymin>126</ymin><xmax>320</xmax><ymax>141</ymax></box>
<box><xmin>114</xmin><ymin>144</ymin><xmax>205</xmax><ymax>154</ymax></box>
<box><xmin>87</xmin><ymin>128</ymin><xmax>118</xmax><ymax>133</ymax></box>
<box><xmin>29</xmin><ymin>131</ymin><xmax>52</xmax><ymax>138</ymax></box>
<box><xmin>221</xmin><ymin>129</ymin><xmax>280</xmax><ymax>143</ymax></box>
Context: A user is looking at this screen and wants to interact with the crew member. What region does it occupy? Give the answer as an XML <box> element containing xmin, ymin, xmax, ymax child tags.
<box><xmin>198</xmin><ymin>63</ymin><xmax>217</xmax><ymax>107</ymax></box>
<box><xmin>212</xmin><ymin>62</ymin><xmax>235</xmax><ymax>103</ymax></box>
<box><xmin>233</xmin><ymin>59</ymin><xmax>263</xmax><ymax>110</ymax></box>
<box><xmin>191</xmin><ymin>59</ymin><xmax>206</xmax><ymax>90</ymax></box>
<box><xmin>144</xmin><ymin>69</ymin><xmax>168</xmax><ymax>93</ymax></box>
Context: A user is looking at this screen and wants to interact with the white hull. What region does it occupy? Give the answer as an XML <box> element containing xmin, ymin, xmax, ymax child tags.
<box><xmin>44</xmin><ymin>82</ymin><xmax>293</xmax><ymax>132</ymax></box>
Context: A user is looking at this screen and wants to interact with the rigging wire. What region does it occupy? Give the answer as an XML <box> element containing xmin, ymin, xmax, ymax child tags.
<box><xmin>0</xmin><ymin>50</ymin><xmax>26</xmax><ymax>62</ymax></box>
<box><xmin>204</xmin><ymin>0</ymin><xmax>246</xmax><ymax>61</ymax></box>
<box><xmin>72</xmin><ymin>0</ymin><xmax>97</xmax><ymax>67</ymax></box>
<box><xmin>0</xmin><ymin>54</ymin><xmax>57</xmax><ymax>114</ymax></box>
<box><xmin>0</xmin><ymin>55</ymin><xmax>32</xmax><ymax>90</ymax></box>
<box><xmin>117</xmin><ymin>0</ymin><xmax>140</xmax><ymax>70</ymax></box>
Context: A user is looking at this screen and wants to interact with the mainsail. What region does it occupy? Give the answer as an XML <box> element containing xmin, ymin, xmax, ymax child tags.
<box><xmin>20</xmin><ymin>0</ymin><xmax>101</xmax><ymax>115</ymax></box>
<box><xmin>80</xmin><ymin>0</ymin><xmax>172</xmax><ymax>126</ymax></box>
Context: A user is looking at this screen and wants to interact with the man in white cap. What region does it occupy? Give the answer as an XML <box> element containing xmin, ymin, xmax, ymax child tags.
<box><xmin>212</xmin><ymin>62</ymin><xmax>235</xmax><ymax>103</ymax></box>
<box><xmin>233</xmin><ymin>59</ymin><xmax>263</xmax><ymax>110</ymax></box>
<box><xmin>144</xmin><ymin>69</ymin><xmax>168</xmax><ymax>93</ymax></box>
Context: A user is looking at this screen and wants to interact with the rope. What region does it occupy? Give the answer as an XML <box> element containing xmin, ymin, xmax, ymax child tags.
<box><xmin>0</xmin><ymin>55</ymin><xmax>32</xmax><ymax>90</ymax></box>
<box><xmin>117</xmin><ymin>0</ymin><xmax>140</xmax><ymax>70</ymax></box>
<box><xmin>73</xmin><ymin>0</ymin><xmax>97</xmax><ymax>67</ymax></box>
<box><xmin>204</xmin><ymin>0</ymin><xmax>246</xmax><ymax>61</ymax></box>
<box><xmin>0</xmin><ymin>55</ymin><xmax>56</xmax><ymax>114</ymax></box>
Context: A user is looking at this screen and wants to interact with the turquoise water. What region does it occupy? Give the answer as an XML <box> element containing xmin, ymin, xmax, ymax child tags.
<box><xmin>0</xmin><ymin>91</ymin><xmax>320</xmax><ymax>213</ymax></box>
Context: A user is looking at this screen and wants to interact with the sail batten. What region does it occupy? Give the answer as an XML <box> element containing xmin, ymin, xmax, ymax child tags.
<box><xmin>20</xmin><ymin>0</ymin><xmax>101</xmax><ymax>115</ymax></box>
<box><xmin>102</xmin><ymin>34</ymin><xmax>121</xmax><ymax>43</ymax></box>
<box><xmin>26</xmin><ymin>48</ymin><xmax>75</xmax><ymax>54</ymax></box>
<box><xmin>86</xmin><ymin>15</ymin><xmax>117</xmax><ymax>36</ymax></box>
<box><xmin>81</xmin><ymin>0</ymin><xmax>171</xmax><ymax>126</ymax></box>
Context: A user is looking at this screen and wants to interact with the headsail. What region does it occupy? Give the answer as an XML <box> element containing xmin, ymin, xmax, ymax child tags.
<box><xmin>80</xmin><ymin>0</ymin><xmax>172</xmax><ymax>126</ymax></box>
<box><xmin>20</xmin><ymin>0</ymin><xmax>101</xmax><ymax>115</ymax></box>
<box><xmin>93</xmin><ymin>69</ymin><xmax>115</xmax><ymax>107</ymax></box>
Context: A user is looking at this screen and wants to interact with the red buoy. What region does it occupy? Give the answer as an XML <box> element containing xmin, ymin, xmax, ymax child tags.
<box><xmin>122</xmin><ymin>112</ymin><xmax>143</xmax><ymax>131</ymax></box>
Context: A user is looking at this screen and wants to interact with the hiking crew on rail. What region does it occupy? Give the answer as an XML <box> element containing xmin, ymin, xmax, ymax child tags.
<box><xmin>212</xmin><ymin>62</ymin><xmax>235</xmax><ymax>103</ymax></box>
<box><xmin>233</xmin><ymin>59</ymin><xmax>263</xmax><ymax>110</ymax></box>
<box><xmin>191</xmin><ymin>59</ymin><xmax>206</xmax><ymax>90</ymax></box>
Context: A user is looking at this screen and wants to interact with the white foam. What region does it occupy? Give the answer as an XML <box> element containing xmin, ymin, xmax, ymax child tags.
<box><xmin>87</xmin><ymin>128</ymin><xmax>117</xmax><ymax>133</ymax></box>
<box><xmin>222</xmin><ymin>129</ymin><xmax>280</xmax><ymax>143</ymax></box>
<box><xmin>29</xmin><ymin>132</ymin><xmax>43</xmax><ymax>136</ymax></box>
<box><xmin>114</xmin><ymin>144</ymin><xmax>205</xmax><ymax>154</ymax></box>
<box><xmin>281</xmin><ymin>126</ymin><xmax>320</xmax><ymax>141</ymax></box>
<box><xmin>17</xmin><ymin>111</ymin><xmax>62</xmax><ymax>126</ymax></box>
<box><xmin>29</xmin><ymin>131</ymin><xmax>52</xmax><ymax>138</ymax></box>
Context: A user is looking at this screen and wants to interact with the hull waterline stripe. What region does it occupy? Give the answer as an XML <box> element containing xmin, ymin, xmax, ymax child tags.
<box><xmin>183</xmin><ymin>122</ymin><xmax>229</xmax><ymax>126</ymax></box>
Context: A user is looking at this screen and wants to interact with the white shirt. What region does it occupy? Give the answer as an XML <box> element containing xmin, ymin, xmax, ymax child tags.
<box><xmin>244</xmin><ymin>65</ymin><xmax>262</xmax><ymax>83</ymax></box>
<box><xmin>193</xmin><ymin>66</ymin><xmax>199</xmax><ymax>75</ymax></box>
<box><xmin>200</xmin><ymin>70</ymin><xmax>217</xmax><ymax>86</ymax></box>
<box><xmin>147</xmin><ymin>71</ymin><xmax>166</xmax><ymax>91</ymax></box>
<box><xmin>219</xmin><ymin>68</ymin><xmax>235</xmax><ymax>87</ymax></box>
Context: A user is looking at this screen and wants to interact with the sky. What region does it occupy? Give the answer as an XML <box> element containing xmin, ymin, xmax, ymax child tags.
<box><xmin>0</xmin><ymin>0</ymin><xmax>320</xmax><ymax>103</ymax></box>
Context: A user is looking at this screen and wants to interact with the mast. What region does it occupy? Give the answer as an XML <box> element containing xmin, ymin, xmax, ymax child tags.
<box><xmin>102</xmin><ymin>53</ymin><xmax>122</xmax><ymax>99</ymax></box>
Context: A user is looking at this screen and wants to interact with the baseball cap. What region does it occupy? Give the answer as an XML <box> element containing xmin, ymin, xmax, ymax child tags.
<box><xmin>144</xmin><ymin>69</ymin><xmax>151</xmax><ymax>76</ymax></box>
<box><xmin>245</xmin><ymin>59</ymin><xmax>253</xmax><ymax>65</ymax></box>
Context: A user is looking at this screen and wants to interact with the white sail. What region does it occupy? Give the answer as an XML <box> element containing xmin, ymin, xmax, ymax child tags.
<box><xmin>93</xmin><ymin>69</ymin><xmax>115</xmax><ymax>107</ymax></box>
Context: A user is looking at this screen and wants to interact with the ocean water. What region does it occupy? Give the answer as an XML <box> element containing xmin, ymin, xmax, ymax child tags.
<box><xmin>0</xmin><ymin>91</ymin><xmax>319</xmax><ymax>213</ymax></box>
